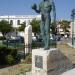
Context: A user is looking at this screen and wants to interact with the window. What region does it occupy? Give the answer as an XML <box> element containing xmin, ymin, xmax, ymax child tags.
<box><xmin>17</xmin><ymin>20</ymin><xmax>20</xmax><ymax>25</ymax></box>
<box><xmin>10</xmin><ymin>20</ymin><xmax>13</xmax><ymax>25</ymax></box>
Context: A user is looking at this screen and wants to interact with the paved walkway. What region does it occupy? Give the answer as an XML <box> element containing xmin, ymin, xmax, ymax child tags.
<box><xmin>57</xmin><ymin>41</ymin><xmax>75</xmax><ymax>64</ymax></box>
<box><xmin>61</xmin><ymin>68</ymin><xmax>75</xmax><ymax>75</ymax></box>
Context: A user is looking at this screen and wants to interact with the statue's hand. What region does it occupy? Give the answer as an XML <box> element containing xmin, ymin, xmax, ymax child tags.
<box><xmin>32</xmin><ymin>3</ymin><xmax>37</xmax><ymax>10</ymax></box>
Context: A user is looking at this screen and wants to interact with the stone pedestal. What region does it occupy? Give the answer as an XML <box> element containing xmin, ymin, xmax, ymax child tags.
<box><xmin>32</xmin><ymin>48</ymin><xmax>73</xmax><ymax>75</ymax></box>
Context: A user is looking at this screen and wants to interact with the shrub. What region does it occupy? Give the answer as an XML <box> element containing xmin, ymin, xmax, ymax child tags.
<box><xmin>32</xmin><ymin>41</ymin><xmax>37</xmax><ymax>49</ymax></box>
<box><xmin>24</xmin><ymin>53</ymin><xmax>32</xmax><ymax>64</ymax></box>
<box><xmin>5</xmin><ymin>55</ymin><xmax>14</xmax><ymax>65</ymax></box>
<box><xmin>0</xmin><ymin>36</ymin><xmax>6</xmax><ymax>40</ymax></box>
<box><xmin>0</xmin><ymin>45</ymin><xmax>18</xmax><ymax>65</ymax></box>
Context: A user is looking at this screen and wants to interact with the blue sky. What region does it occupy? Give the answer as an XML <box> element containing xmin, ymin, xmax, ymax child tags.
<box><xmin>0</xmin><ymin>0</ymin><xmax>75</xmax><ymax>20</ymax></box>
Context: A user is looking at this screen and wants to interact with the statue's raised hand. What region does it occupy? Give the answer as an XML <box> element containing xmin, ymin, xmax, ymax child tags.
<box><xmin>32</xmin><ymin>3</ymin><xmax>37</xmax><ymax>10</ymax></box>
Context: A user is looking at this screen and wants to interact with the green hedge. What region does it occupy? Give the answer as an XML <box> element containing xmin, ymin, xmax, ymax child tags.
<box><xmin>24</xmin><ymin>53</ymin><xmax>32</xmax><ymax>64</ymax></box>
<box><xmin>0</xmin><ymin>36</ymin><xmax>6</xmax><ymax>40</ymax></box>
<box><xmin>0</xmin><ymin>45</ymin><xmax>18</xmax><ymax>65</ymax></box>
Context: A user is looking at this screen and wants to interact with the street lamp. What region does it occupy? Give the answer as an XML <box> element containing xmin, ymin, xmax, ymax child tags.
<box><xmin>71</xmin><ymin>9</ymin><xmax>75</xmax><ymax>46</ymax></box>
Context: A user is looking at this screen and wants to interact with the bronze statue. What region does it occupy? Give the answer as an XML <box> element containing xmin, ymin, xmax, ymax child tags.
<box><xmin>32</xmin><ymin>0</ymin><xmax>56</xmax><ymax>50</ymax></box>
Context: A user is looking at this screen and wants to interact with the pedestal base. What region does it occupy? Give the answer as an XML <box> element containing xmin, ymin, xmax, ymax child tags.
<box><xmin>32</xmin><ymin>48</ymin><xmax>73</xmax><ymax>75</ymax></box>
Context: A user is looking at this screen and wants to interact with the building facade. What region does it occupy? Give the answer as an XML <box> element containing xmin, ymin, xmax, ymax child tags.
<box><xmin>0</xmin><ymin>15</ymin><xmax>41</xmax><ymax>28</ymax></box>
<box><xmin>70</xmin><ymin>21</ymin><xmax>75</xmax><ymax>38</ymax></box>
<box><xmin>56</xmin><ymin>24</ymin><xmax>64</xmax><ymax>36</ymax></box>
<box><xmin>0</xmin><ymin>15</ymin><xmax>41</xmax><ymax>37</ymax></box>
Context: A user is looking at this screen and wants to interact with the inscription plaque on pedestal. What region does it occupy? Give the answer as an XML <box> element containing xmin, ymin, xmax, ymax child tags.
<box><xmin>35</xmin><ymin>55</ymin><xmax>43</xmax><ymax>68</ymax></box>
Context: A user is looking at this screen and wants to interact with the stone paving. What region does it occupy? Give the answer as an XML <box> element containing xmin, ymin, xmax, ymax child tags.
<box><xmin>61</xmin><ymin>68</ymin><xmax>75</xmax><ymax>75</ymax></box>
<box><xmin>57</xmin><ymin>41</ymin><xmax>75</xmax><ymax>64</ymax></box>
<box><xmin>0</xmin><ymin>39</ymin><xmax>75</xmax><ymax>75</ymax></box>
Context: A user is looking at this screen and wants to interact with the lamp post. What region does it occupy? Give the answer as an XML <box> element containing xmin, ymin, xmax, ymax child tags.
<box><xmin>71</xmin><ymin>9</ymin><xmax>75</xmax><ymax>46</ymax></box>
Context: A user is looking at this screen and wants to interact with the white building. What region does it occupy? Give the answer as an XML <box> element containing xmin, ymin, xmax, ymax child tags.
<box><xmin>56</xmin><ymin>24</ymin><xmax>64</xmax><ymax>36</ymax></box>
<box><xmin>70</xmin><ymin>21</ymin><xmax>75</xmax><ymax>38</ymax></box>
<box><xmin>0</xmin><ymin>15</ymin><xmax>41</xmax><ymax>28</ymax></box>
<box><xmin>0</xmin><ymin>15</ymin><xmax>41</xmax><ymax>37</ymax></box>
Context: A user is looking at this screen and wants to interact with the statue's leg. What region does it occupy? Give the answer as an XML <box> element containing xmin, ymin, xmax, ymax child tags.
<box><xmin>44</xmin><ymin>18</ymin><xmax>50</xmax><ymax>50</ymax></box>
<box><xmin>40</xmin><ymin>20</ymin><xmax>45</xmax><ymax>46</ymax></box>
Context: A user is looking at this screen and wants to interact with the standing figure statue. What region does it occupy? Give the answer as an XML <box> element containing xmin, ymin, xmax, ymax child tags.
<box><xmin>32</xmin><ymin>0</ymin><xmax>56</xmax><ymax>50</ymax></box>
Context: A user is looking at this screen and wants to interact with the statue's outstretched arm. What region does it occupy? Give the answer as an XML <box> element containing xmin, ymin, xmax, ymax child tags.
<box><xmin>49</xmin><ymin>0</ymin><xmax>56</xmax><ymax>33</ymax></box>
<box><xmin>50</xmin><ymin>0</ymin><xmax>56</xmax><ymax>24</ymax></box>
<box><xmin>32</xmin><ymin>3</ymin><xmax>40</xmax><ymax>13</ymax></box>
